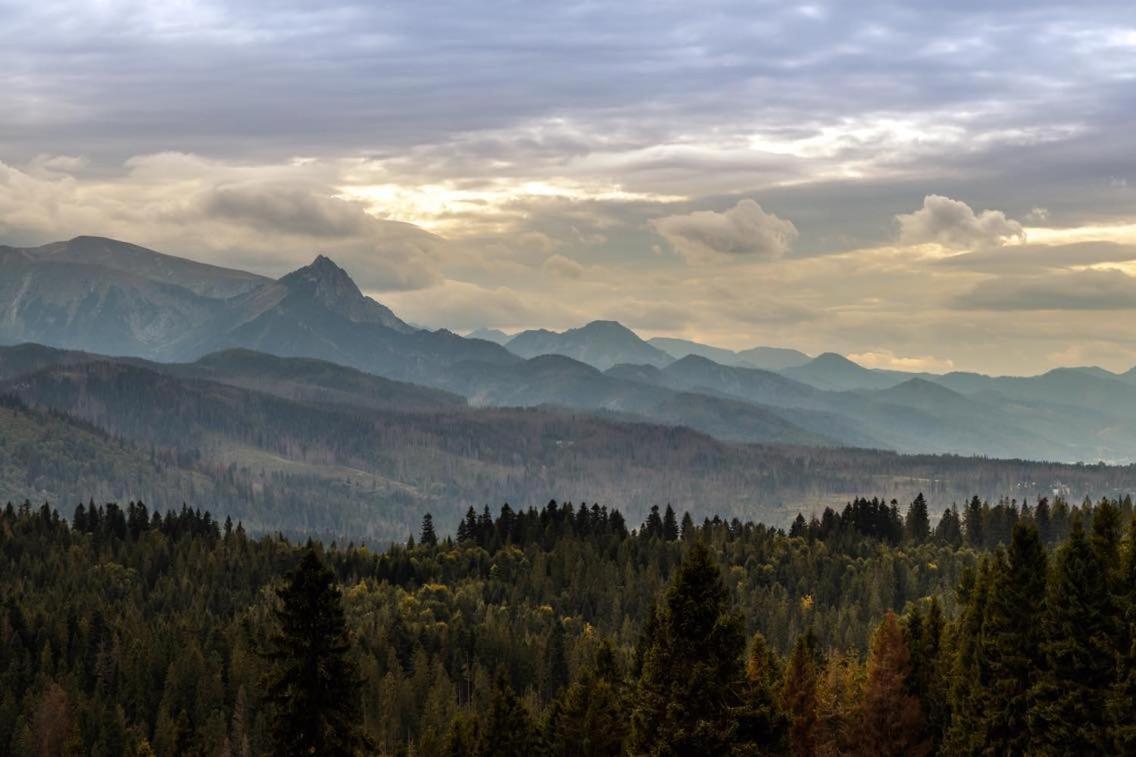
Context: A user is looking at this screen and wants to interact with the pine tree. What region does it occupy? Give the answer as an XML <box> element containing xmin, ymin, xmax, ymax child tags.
<box><xmin>477</xmin><ymin>668</ymin><xmax>540</xmax><ymax>757</ymax></box>
<box><xmin>553</xmin><ymin>641</ymin><xmax>627</xmax><ymax>756</ymax></box>
<box><xmin>420</xmin><ymin>512</ymin><xmax>438</xmax><ymax>547</ymax></box>
<box><xmin>1111</xmin><ymin>517</ymin><xmax>1136</xmax><ymax>750</ymax></box>
<box><xmin>263</xmin><ymin>546</ymin><xmax>364</xmax><ymax>756</ymax></box>
<box><xmin>662</xmin><ymin>505</ymin><xmax>679</xmax><ymax>542</ymax></box>
<box><xmin>905</xmin><ymin>493</ymin><xmax>931</xmax><ymax>544</ymax></box>
<box><xmin>630</xmin><ymin>541</ymin><xmax>746</xmax><ymax>755</ymax></box>
<box><xmin>964</xmin><ymin>496</ymin><xmax>984</xmax><ymax>549</ymax></box>
<box><xmin>1029</xmin><ymin>519</ymin><xmax>1115</xmax><ymax>753</ymax></box>
<box><xmin>978</xmin><ymin>521</ymin><xmax>1047</xmax><ymax>752</ymax></box>
<box><xmin>680</xmin><ymin>511</ymin><xmax>695</xmax><ymax>541</ymax></box>
<box><xmin>933</xmin><ymin>506</ymin><xmax>962</xmax><ymax>548</ymax></box>
<box><xmin>944</xmin><ymin>560</ymin><xmax>992</xmax><ymax>754</ymax></box>
<box><xmin>856</xmin><ymin>611</ymin><xmax>929</xmax><ymax>756</ymax></box>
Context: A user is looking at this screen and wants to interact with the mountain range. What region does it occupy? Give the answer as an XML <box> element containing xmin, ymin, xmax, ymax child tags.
<box><xmin>3</xmin><ymin>235</ymin><xmax>1136</xmax><ymax>469</ymax></box>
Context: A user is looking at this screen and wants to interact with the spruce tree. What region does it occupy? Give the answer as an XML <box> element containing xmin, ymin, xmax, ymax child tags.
<box><xmin>1111</xmin><ymin>517</ymin><xmax>1136</xmax><ymax>750</ymax></box>
<box><xmin>553</xmin><ymin>641</ymin><xmax>627</xmax><ymax>756</ymax></box>
<box><xmin>662</xmin><ymin>505</ymin><xmax>679</xmax><ymax>542</ymax></box>
<box><xmin>905</xmin><ymin>493</ymin><xmax>931</xmax><ymax>544</ymax></box>
<box><xmin>944</xmin><ymin>560</ymin><xmax>992</xmax><ymax>754</ymax></box>
<box><xmin>477</xmin><ymin>668</ymin><xmax>540</xmax><ymax>757</ymax></box>
<box><xmin>420</xmin><ymin>512</ymin><xmax>438</xmax><ymax>547</ymax></box>
<box><xmin>263</xmin><ymin>546</ymin><xmax>364</xmax><ymax>756</ymax></box>
<box><xmin>1029</xmin><ymin>520</ymin><xmax>1115</xmax><ymax>753</ymax></box>
<box><xmin>934</xmin><ymin>506</ymin><xmax>963</xmax><ymax>548</ymax></box>
<box><xmin>629</xmin><ymin>541</ymin><xmax>746</xmax><ymax>755</ymax></box>
<box><xmin>978</xmin><ymin>521</ymin><xmax>1047</xmax><ymax>752</ymax></box>
<box><xmin>964</xmin><ymin>496</ymin><xmax>984</xmax><ymax>549</ymax></box>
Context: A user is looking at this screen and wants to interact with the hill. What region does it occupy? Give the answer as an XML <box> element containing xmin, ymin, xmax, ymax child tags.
<box><xmin>507</xmin><ymin>320</ymin><xmax>673</xmax><ymax>369</ymax></box>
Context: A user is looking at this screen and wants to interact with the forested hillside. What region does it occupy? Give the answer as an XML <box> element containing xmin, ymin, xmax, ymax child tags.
<box><xmin>3</xmin><ymin>493</ymin><xmax>1135</xmax><ymax>754</ymax></box>
<box><xmin>5</xmin><ymin>346</ymin><xmax>1136</xmax><ymax>544</ymax></box>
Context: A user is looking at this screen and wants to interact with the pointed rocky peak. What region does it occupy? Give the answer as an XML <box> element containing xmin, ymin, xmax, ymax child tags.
<box><xmin>276</xmin><ymin>255</ymin><xmax>415</xmax><ymax>333</ymax></box>
<box><xmin>282</xmin><ymin>254</ymin><xmax>360</xmax><ymax>293</ymax></box>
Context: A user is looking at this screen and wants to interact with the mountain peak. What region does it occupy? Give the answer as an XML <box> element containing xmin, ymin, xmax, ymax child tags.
<box><xmin>276</xmin><ymin>255</ymin><xmax>415</xmax><ymax>333</ymax></box>
<box><xmin>812</xmin><ymin>352</ymin><xmax>858</xmax><ymax>367</ymax></box>
<box><xmin>505</xmin><ymin>319</ymin><xmax>671</xmax><ymax>370</ymax></box>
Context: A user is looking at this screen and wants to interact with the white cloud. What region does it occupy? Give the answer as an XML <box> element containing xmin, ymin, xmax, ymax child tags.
<box><xmin>651</xmin><ymin>199</ymin><xmax>799</xmax><ymax>263</ymax></box>
<box><xmin>896</xmin><ymin>195</ymin><xmax>1024</xmax><ymax>249</ymax></box>
<box><xmin>542</xmin><ymin>253</ymin><xmax>585</xmax><ymax>279</ymax></box>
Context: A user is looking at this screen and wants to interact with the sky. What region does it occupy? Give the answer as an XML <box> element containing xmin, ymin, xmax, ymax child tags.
<box><xmin>2</xmin><ymin>0</ymin><xmax>1136</xmax><ymax>374</ymax></box>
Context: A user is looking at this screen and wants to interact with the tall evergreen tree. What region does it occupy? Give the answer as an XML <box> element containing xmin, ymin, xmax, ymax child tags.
<box><xmin>978</xmin><ymin>521</ymin><xmax>1047</xmax><ymax>752</ymax></box>
<box><xmin>905</xmin><ymin>493</ymin><xmax>931</xmax><ymax>544</ymax></box>
<box><xmin>263</xmin><ymin>546</ymin><xmax>364</xmax><ymax>757</ymax></box>
<box><xmin>553</xmin><ymin>641</ymin><xmax>627</xmax><ymax>756</ymax></box>
<box><xmin>1111</xmin><ymin>516</ymin><xmax>1136</xmax><ymax>750</ymax></box>
<box><xmin>934</xmin><ymin>506</ymin><xmax>963</xmax><ymax>548</ymax></box>
<box><xmin>964</xmin><ymin>496</ymin><xmax>984</xmax><ymax>549</ymax></box>
<box><xmin>420</xmin><ymin>512</ymin><xmax>438</xmax><ymax>546</ymax></box>
<box><xmin>944</xmin><ymin>560</ymin><xmax>992</xmax><ymax>754</ymax></box>
<box><xmin>477</xmin><ymin>669</ymin><xmax>541</xmax><ymax>757</ymax></box>
<box><xmin>1029</xmin><ymin>520</ymin><xmax>1115</xmax><ymax>753</ymax></box>
<box><xmin>662</xmin><ymin>505</ymin><xmax>680</xmax><ymax>542</ymax></box>
<box><xmin>630</xmin><ymin>541</ymin><xmax>746</xmax><ymax>755</ymax></box>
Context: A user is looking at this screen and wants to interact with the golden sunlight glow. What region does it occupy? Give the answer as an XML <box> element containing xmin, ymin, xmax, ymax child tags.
<box><xmin>336</xmin><ymin>180</ymin><xmax>687</xmax><ymax>235</ymax></box>
<box><xmin>1024</xmin><ymin>223</ymin><xmax>1136</xmax><ymax>245</ymax></box>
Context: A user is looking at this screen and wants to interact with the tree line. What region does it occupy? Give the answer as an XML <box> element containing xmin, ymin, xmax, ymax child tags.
<box><xmin>2</xmin><ymin>493</ymin><xmax>1135</xmax><ymax>754</ymax></box>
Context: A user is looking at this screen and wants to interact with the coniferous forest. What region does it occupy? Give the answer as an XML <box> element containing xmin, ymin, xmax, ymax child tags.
<box><xmin>4</xmin><ymin>493</ymin><xmax>1136</xmax><ymax>755</ymax></box>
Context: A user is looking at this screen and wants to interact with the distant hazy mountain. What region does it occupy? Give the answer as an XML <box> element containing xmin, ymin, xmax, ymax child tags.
<box><xmin>1</xmin><ymin>236</ymin><xmax>267</xmax><ymax>298</ymax></box>
<box><xmin>781</xmin><ymin>352</ymin><xmax>907</xmax><ymax>391</ymax></box>
<box><xmin>0</xmin><ymin>238</ymin><xmax>246</xmax><ymax>358</ymax></box>
<box><xmin>7</xmin><ymin>235</ymin><xmax>1136</xmax><ymax>465</ymax></box>
<box><xmin>0</xmin><ymin>237</ymin><xmax>519</xmax><ymax>381</ymax></box>
<box><xmin>466</xmin><ymin>328</ymin><xmax>513</xmax><ymax>345</ymax></box>
<box><xmin>506</xmin><ymin>320</ymin><xmax>673</xmax><ymax>370</ymax></box>
<box><xmin>434</xmin><ymin>353</ymin><xmax>855</xmax><ymax>447</ymax></box>
<box><xmin>656</xmin><ymin>355</ymin><xmax>822</xmax><ymax>407</ymax></box>
<box><xmin>736</xmin><ymin>346</ymin><xmax>813</xmax><ymax>371</ymax></box>
<box><xmin>649</xmin><ymin>336</ymin><xmax>811</xmax><ymax>370</ymax></box>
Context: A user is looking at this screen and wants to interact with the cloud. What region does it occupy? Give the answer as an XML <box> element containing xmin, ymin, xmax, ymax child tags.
<box><xmin>200</xmin><ymin>183</ymin><xmax>376</xmax><ymax>238</ymax></box>
<box><xmin>542</xmin><ymin>253</ymin><xmax>585</xmax><ymax>279</ymax></box>
<box><xmin>0</xmin><ymin>154</ymin><xmax>444</xmax><ymax>292</ymax></box>
<box><xmin>847</xmin><ymin>349</ymin><xmax>955</xmax><ymax>373</ymax></box>
<box><xmin>896</xmin><ymin>195</ymin><xmax>1024</xmax><ymax>249</ymax></box>
<box><xmin>937</xmin><ymin>241</ymin><xmax>1136</xmax><ymax>274</ymax></box>
<box><xmin>651</xmin><ymin>199</ymin><xmax>799</xmax><ymax>262</ymax></box>
<box><xmin>954</xmin><ymin>268</ymin><xmax>1136</xmax><ymax>310</ymax></box>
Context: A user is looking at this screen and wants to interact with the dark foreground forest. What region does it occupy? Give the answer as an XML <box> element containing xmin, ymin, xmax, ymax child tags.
<box><xmin>3</xmin><ymin>493</ymin><xmax>1136</xmax><ymax>755</ymax></box>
